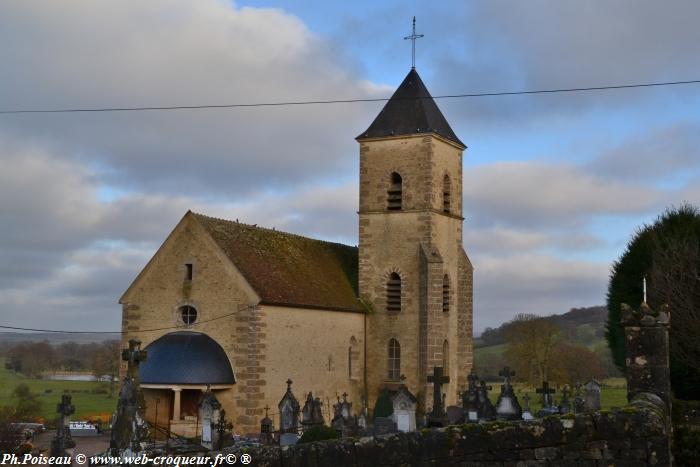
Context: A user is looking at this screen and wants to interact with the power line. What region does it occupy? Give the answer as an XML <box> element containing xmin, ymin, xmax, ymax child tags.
<box><xmin>1</xmin><ymin>79</ymin><xmax>699</xmax><ymax>115</ymax></box>
<box><xmin>0</xmin><ymin>303</ymin><xmax>257</xmax><ymax>335</ymax></box>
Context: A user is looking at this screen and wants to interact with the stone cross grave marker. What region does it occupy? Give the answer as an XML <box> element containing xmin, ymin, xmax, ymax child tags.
<box><xmin>110</xmin><ymin>339</ymin><xmax>149</xmax><ymax>455</ymax></box>
<box><xmin>463</xmin><ymin>370</ymin><xmax>480</xmax><ymax>422</ymax></box>
<box><xmin>50</xmin><ymin>394</ymin><xmax>75</xmax><ymax>456</ymax></box>
<box><xmin>214</xmin><ymin>409</ymin><xmax>233</xmax><ymax>451</ymax></box>
<box><xmin>260</xmin><ymin>405</ymin><xmax>274</xmax><ymax>445</ymax></box>
<box><xmin>477</xmin><ymin>380</ymin><xmax>496</xmax><ymax>420</ymax></box>
<box><xmin>427</xmin><ymin>366</ymin><xmax>449</xmax><ymax>427</ymax></box>
<box><xmin>536</xmin><ymin>381</ymin><xmax>556</xmax><ymax>408</ymax></box>
<box><xmin>122</xmin><ymin>339</ymin><xmax>147</xmax><ymax>382</ymax></box>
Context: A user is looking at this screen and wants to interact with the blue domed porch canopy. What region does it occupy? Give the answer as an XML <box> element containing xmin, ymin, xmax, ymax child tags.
<box><xmin>140</xmin><ymin>331</ymin><xmax>235</xmax><ymax>385</ymax></box>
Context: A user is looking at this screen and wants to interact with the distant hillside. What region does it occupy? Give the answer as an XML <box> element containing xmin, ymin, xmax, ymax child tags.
<box><xmin>0</xmin><ymin>332</ymin><xmax>115</xmax><ymax>346</ymax></box>
<box><xmin>474</xmin><ymin>306</ymin><xmax>618</xmax><ymax>380</ymax></box>
<box><xmin>476</xmin><ymin>306</ymin><xmax>607</xmax><ymax>348</ymax></box>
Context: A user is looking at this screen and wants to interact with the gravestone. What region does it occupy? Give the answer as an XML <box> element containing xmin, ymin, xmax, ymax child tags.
<box><xmin>536</xmin><ymin>381</ymin><xmax>556</xmax><ymax>408</ymax></box>
<box><xmin>521</xmin><ymin>393</ymin><xmax>534</xmax><ymax>421</ymax></box>
<box><xmin>213</xmin><ymin>409</ymin><xmax>233</xmax><ymax>451</ymax></box>
<box><xmin>301</xmin><ymin>392</ymin><xmax>324</xmax><ymax>432</ymax></box>
<box><xmin>427</xmin><ymin>366</ymin><xmax>449</xmax><ymax>427</ymax></box>
<box><xmin>574</xmin><ymin>384</ymin><xmax>586</xmax><ymax>413</ymax></box>
<box><xmin>559</xmin><ymin>385</ymin><xmax>571</xmax><ymax>414</ymax></box>
<box><xmin>584</xmin><ymin>379</ymin><xmax>601</xmax><ymax>411</ymax></box>
<box><xmin>357</xmin><ymin>397</ymin><xmax>368</xmax><ymax>432</ymax></box>
<box><xmin>446</xmin><ymin>406</ymin><xmax>465</xmax><ymax>425</ymax></box>
<box><xmin>279</xmin><ymin>433</ymin><xmax>300</xmax><ymax>446</ymax></box>
<box><xmin>50</xmin><ymin>394</ymin><xmax>75</xmax><ymax>457</ymax></box>
<box><xmin>462</xmin><ymin>371</ymin><xmax>480</xmax><ymax>422</ymax></box>
<box><xmin>391</xmin><ymin>385</ymin><xmax>417</xmax><ymax>432</ymax></box>
<box><xmin>278</xmin><ymin>379</ymin><xmax>300</xmax><ymax>434</ymax></box>
<box><xmin>110</xmin><ymin>339</ymin><xmax>150</xmax><ymax>456</ymax></box>
<box><xmin>260</xmin><ymin>406</ymin><xmax>274</xmax><ymax>445</ymax></box>
<box><xmin>331</xmin><ymin>393</ymin><xmax>356</xmax><ymax>437</ymax></box>
<box><xmin>372</xmin><ymin>417</ymin><xmax>397</xmax><ymax>436</ymax></box>
<box><xmin>495</xmin><ymin>367</ymin><xmax>522</xmax><ymax>421</ymax></box>
<box><xmin>198</xmin><ymin>387</ymin><xmax>221</xmax><ymax>450</ymax></box>
<box><xmin>477</xmin><ymin>380</ymin><xmax>496</xmax><ymax>420</ymax></box>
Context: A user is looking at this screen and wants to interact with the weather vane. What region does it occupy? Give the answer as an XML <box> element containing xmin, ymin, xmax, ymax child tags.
<box><xmin>404</xmin><ymin>16</ymin><xmax>424</xmax><ymax>69</ymax></box>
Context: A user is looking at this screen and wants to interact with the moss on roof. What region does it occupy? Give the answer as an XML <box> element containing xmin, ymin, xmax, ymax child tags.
<box><xmin>192</xmin><ymin>212</ymin><xmax>363</xmax><ymax>312</ymax></box>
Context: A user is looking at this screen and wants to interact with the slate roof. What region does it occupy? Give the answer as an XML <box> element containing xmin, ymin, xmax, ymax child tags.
<box><xmin>140</xmin><ymin>331</ymin><xmax>235</xmax><ymax>385</ymax></box>
<box><xmin>192</xmin><ymin>212</ymin><xmax>363</xmax><ymax>312</ymax></box>
<box><xmin>357</xmin><ymin>68</ymin><xmax>465</xmax><ymax>148</ymax></box>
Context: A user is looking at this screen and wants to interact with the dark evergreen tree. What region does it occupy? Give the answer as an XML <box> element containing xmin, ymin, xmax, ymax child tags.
<box><xmin>606</xmin><ymin>204</ymin><xmax>700</xmax><ymax>399</ymax></box>
<box><xmin>372</xmin><ymin>388</ymin><xmax>394</xmax><ymax>419</ymax></box>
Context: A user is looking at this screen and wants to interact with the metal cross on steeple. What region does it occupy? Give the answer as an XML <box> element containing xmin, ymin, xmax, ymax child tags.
<box><xmin>404</xmin><ymin>16</ymin><xmax>424</xmax><ymax>69</ymax></box>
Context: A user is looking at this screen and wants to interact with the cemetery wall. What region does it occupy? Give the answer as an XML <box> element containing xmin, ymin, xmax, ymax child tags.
<box><xmin>236</xmin><ymin>392</ymin><xmax>671</xmax><ymax>466</ymax></box>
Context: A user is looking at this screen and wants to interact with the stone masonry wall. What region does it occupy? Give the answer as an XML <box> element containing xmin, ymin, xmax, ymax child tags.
<box><xmin>236</xmin><ymin>392</ymin><xmax>671</xmax><ymax>466</ymax></box>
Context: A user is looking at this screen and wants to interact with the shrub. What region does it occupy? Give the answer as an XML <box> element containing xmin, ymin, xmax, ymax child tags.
<box><xmin>298</xmin><ymin>425</ymin><xmax>340</xmax><ymax>444</ymax></box>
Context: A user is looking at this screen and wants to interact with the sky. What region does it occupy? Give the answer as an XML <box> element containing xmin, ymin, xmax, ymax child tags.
<box><xmin>1</xmin><ymin>0</ymin><xmax>700</xmax><ymax>334</ymax></box>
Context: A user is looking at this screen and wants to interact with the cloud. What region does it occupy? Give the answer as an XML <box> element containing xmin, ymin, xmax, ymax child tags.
<box><xmin>588</xmin><ymin>123</ymin><xmax>700</xmax><ymax>181</ymax></box>
<box><xmin>463</xmin><ymin>161</ymin><xmax>661</xmax><ymax>228</ymax></box>
<box><xmin>472</xmin><ymin>253</ymin><xmax>609</xmax><ymax>331</ymax></box>
<box><xmin>429</xmin><ymin>0</ymin><xmax>700</xmax><ymax>126</ymax></box>
<box><xmin>0</xmin><ymin>0</ymin><xmax>378</xmax><ymax>197</ymax></box>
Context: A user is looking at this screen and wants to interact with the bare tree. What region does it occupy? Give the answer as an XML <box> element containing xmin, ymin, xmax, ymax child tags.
<box><xmin>91</xmin><ymin>340</ymin><xmax>121</xmax><ymax>397</ymax></box>
<box><xmin>503</xmin><ymin>314</ymin><xmax>561</xmax><ymax>385</ymax></box>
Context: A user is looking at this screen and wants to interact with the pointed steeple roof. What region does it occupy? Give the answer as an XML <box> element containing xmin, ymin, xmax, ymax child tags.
<box><xmin>357</xmin><ymin>68</ymin><xmax>465</xmax><ymax>148</ymax></box>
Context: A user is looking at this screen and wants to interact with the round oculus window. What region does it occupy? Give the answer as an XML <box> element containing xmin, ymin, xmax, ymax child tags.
<box><xmin>180</xmin><ymin>305</ymin><xmax>198</xmax><ymax>325</ymax></box>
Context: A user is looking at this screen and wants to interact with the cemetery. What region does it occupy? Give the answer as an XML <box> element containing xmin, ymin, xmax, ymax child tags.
<box><xmin>15</xmin><ymin>300</ymin><xmax>671</xmax><ymax>465</ymax></box>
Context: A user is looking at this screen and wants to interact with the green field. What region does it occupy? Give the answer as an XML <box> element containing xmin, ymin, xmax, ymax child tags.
<box><xmin>0</xmin><ymin>364</ymin><xmax>117</xmax><ymax>424</ymax></box>
<box><xmin>484</xmin><ymin>377</ymin><xmax>628</xmax><ymax>412</ymax></box>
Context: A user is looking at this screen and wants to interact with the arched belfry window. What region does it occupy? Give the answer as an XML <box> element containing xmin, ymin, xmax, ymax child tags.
<box><xmin>387</xmin><ymin>272</ymin><xmax>402</xmax><ymax>312</ymax></box>
<box><xmin>388</xmin><ymin>338</ymin><xmax>401</xmax><ymax>381</ymax></box>
<box><xmin>387</xmin><ymin>172</ymin><xmax>403</xmax><ymax>210</ymax></box>
<box><xmin>442</xmin><ymin>274</ymin><xmax>450</xmax><ymax>313</ymax></box>
<box><xmin>443</xmin><ymin>174</ymin><xmax>451</xmax><ymax>213</ymax></box>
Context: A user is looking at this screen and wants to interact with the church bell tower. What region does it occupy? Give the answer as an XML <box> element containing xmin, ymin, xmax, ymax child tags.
<box><xmin>357</xmin><ymin>68</ymin><xmax>474</xmax><ymax>411</ymax></box>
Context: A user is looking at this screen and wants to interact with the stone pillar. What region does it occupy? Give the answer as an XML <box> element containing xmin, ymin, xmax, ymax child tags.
<box><xmin>621</xmin><ymin>302</ymin><xmax>671</xmax><ymax>411</ymax></box>
<box><xmin>173</xmin><ymin>388</ymin><xmax>182</xmax><ymax>421</ymax></box>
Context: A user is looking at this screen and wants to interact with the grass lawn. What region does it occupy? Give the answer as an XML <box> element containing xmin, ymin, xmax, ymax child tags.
<box><xmin>0</xmin><ymin>364</ymin><xmax>117</xmax><ymax>424</ymax></box>
<box><xmin>485</xmin><ymin>377</ymin><xmax>628</xmax><ymax>412</ymax></box>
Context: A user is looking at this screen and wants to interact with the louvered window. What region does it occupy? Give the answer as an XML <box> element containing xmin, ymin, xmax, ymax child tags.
<box><xmin>387</xmin><ymin>172</ymin><xmax>402</xmax><ymax>210</ymax></box>
<box><xmin>443</xmin><ymin>175</ymin><xmax>451</xmax><ymax>213</ymax></box>
<box><xmin>387</xmin><ymin>272</ymin><xmax>402</xmax><ymax>312</ymax></box>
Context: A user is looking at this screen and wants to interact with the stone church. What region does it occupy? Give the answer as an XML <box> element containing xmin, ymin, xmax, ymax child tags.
<box><xmin>119</xmin><ymin>67</ymin><xmax>474</xmax><ymax>436</ymax></box>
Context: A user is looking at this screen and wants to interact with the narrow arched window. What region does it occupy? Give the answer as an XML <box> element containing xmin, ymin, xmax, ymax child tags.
<box><xmin>349</xmin><ymin>336</ymin><xmax>359</xmax><ymax>380</ymax></box>
<box><xmin>388</xmin><ymin>338</ymin><xmax>401</xmax><ymax>381</ymax></box>
<box><xmin>387</xmin><ymin>272</ymin><xmax>402</xmax><ymax>312</ymax></box>
<box><xmin>442</xmin><ymin>174</ymin><xmax>451</xmax><ymax>213</ymax></box>
<box><xmin>387</xmin><ymin>172</ymin><xmax>402</xmax><ymax>210</ymax></box>
<box><xmin>442</xmin><ymin>274</ymin><xmax>450</xmax><ymax>313</ymax></box>
<box><xmin>442</xmin><ymin>339</ymin><xmax>450</xmax><ymax>374</ymax></box>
